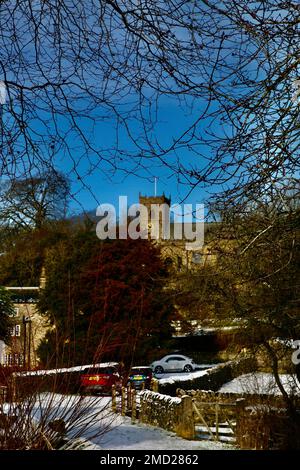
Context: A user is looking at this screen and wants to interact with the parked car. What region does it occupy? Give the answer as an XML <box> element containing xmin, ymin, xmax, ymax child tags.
<box><xmin>151</xmin><ymin>354</ymin><xmax>195</xmax><ymax>374</ymax></box>
<box><xmin>127</xmin><ymin>366</ymin><xmax>153</xmax><ymax>390</ymax></box>
<box><xmin>80</xmin><ymin>363</ymin><xmax>122</xmax><ymax>395</ymax></box>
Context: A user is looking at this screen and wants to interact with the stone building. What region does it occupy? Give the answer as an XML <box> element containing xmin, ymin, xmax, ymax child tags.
<box><xmin>138</xmin><ymin>194</ymin><xmax>222</xmax><ymax>333</ymax></box>
<box><xmin>139</xmin><ymin>193</ymin><xmax>217</xmax><ymax>271</ymax></box>
<box><xmin>0</xmin><ymin>270</ymin><xmax>48</xmax><ymax>368</ymax></box>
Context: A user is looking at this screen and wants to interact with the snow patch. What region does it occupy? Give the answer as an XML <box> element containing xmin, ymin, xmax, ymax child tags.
<box><xmin>219</xmin><ymin>372</ymin><xmax>300</xmax><ymax>396</ymax></box>
<box><xmin>139</xmin><ymin>390</ymin><xmax>181</xmax><ymax>404</ymax></box>
<box><xmin>157</xmin><ymin>369</ymin><xmax>209</xmax><ymax>385</ymax></box>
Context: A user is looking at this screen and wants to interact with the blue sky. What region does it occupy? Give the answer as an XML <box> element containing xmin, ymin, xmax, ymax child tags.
<box><xmin>55</xmin><ymin>97</ymin><xmax>215</xmax><ymax>217</ymax></box>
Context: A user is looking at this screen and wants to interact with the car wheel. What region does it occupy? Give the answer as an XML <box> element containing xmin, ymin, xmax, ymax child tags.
<box><xmin>183</xmin><ymin>364</ymin><xmax>193</xmax><ymax>372</ymax></box>
<box><xmin>154</xmin><ymin>366</ymin><xmax>164</xmax><ymax>374</ymax></box>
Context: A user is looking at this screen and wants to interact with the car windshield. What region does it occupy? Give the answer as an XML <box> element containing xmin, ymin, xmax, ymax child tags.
<box><xmin>130</xmin><ymin>368</ymin><xmax>151</xmax><ymax>375</ymax></box>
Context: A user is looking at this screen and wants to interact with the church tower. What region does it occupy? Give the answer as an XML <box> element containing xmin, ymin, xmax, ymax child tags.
<box><xmin>139</xmin><ymin>194</ymin><xmax>171</xmax><ymax>241</ymax></box>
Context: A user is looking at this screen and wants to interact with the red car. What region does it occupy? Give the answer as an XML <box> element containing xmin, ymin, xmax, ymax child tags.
<box><xmin>80</xmin><ymin>363</ymin><xmax>122</xmax><ymax>395</ymax></box>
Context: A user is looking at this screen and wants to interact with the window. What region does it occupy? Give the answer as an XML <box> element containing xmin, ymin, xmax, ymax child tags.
<box><xmin>5</xmin><ymin>353</ymin><xmax>23</xmax><ymax>366</ymax></box>
<box><xmin>15</xmin><ymin>324</ymin><xmax>21</xmax><ymax>336</ymax></box>
<box><xmin>166</xmin><ymin>356</ymin><xmax>184</xmax><ymax>362</ymax></box>
<box><xmin>9</xmin><ymin>324</ymin><xmax>21</xmax><ymax>337</ymax></box>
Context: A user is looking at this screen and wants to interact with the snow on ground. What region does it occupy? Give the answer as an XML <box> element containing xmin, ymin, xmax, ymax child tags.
<box><xmin>58</xmin><ymin>394</ymin><xmax>233</xmax><ymax>450</ymax></box>
<box><xmin>156</xmin><ymin>369</ymin><xmax>209</xmax><ymax>385</ymax></box>
<box><xmin>7</xmin><ymin>393</ymin><xmax>233</xmax><ymax>451</ymax></box>
<box><xmin>219</xmin><ymin>372</ymin><xmax>300</xmax><ymax>395</ymax></box>
<box><xmin>76</xmin><ymin>396</ymin><xmax>233</xmax><ymax>450</ymax></box>
<box><xmin>95</xmin><ymin>413</ymin><xmax>233</xmax><ymax>451</ymax></box>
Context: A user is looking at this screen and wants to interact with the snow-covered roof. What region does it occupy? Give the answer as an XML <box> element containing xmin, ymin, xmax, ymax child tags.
<box><xmin>13</xmin><ymin>362</ymin><xmax>119</xmax><ymax>377</ymax></box>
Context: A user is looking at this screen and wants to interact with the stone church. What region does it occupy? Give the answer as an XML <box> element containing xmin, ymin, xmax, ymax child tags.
<box><xmin>138</xmin><ymin>193</ymin><xmax>217</xmax><ymax>270</ymax></box>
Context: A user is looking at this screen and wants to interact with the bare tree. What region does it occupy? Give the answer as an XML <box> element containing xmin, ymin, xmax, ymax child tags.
<box><xmin>0</xmin><ymin>169</ymin><xmax>70</xmax><ymax>229</ymax></box>
<box><xmin>0</xmin><ymin>1</ymin><xmax>298</xmax><ymax>210</ymax></box>
<box><xmin>174</xmin><ymin>204</ymin><xmax>300</xmax><ymax>416</ymax></box>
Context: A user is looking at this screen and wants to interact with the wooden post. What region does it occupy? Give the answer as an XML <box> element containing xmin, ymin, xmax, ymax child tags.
<box><xmin>121</xmin><ymin>386</ymin><xmax>126</xmax><ymax>416</ymax></box>
<box><xmin>151</xmin><ymin>378</ymin><xmax>158</xmax><ymax>392</ymax></box>
<box><xmin>176</xmin><ymin>395</ymin><xmax>195</xmax><ymax>440</ymax></box>
<box><xmin>215</xmin><ymin>403</ymin><xmax>219</xmax><ymax>441</ymax></box>
<box><xmin>139</xmin><ymin>390</ymin><xmax>144</xmax><ymax>423</ymax></box>
<box><xmin>127</xmin><ymin>384</ymin><xmax>132</xmax><ymax>410</ymax></box>
<box><xmin>235</xmin><ymin>398</ymin><xmax>246</xmax><ymax>448</ymax></box>
<box><xmin>28</xmin><ymin>319</ymin><xmax>32</xmax><ymax>370</ymax></box>
<box><xmin>111</xmin><ymin>385</ymin><xmax>117</xmax><ymax>413</ymax></box>
<box><xmin>150</xmin><ymin>378</ymin><xmax>154</xmax><ymax>391</ymax></box>
<box><xmin>131</xmin><ymin>389</ymin><xmax>136</xmax><ymax>424</ymax></box>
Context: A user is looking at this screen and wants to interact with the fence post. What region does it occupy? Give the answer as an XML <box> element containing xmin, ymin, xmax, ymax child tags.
<box><xmin>121</xmin><ymin>386</ymin><xmax>126</xmax><ymax>416</ymax></box>
<box><xmin>111</xmin><ymin>385</ymin><xmax>117</xmax><ymax>413</ymax></box>
<box><xmin>235</xmin><ymin>398</ymin><xmax>246</xmax><ymax>448</ymax></box>
<box><xmin>127</xmin><ymin>384</ymin><xmax>132</xmax><ymax>410</ymax></box>
<box><xmin>151</xmin><ymin>378</ymin><xmax>158</xmax><ymax>392</ymax></box>
<box><xmin>131</xmin><ymin>389</ymin><xmax>136</xmax><ymax>424</ymax></box>
<box><xmin>176</xmin><ymin>395</ymin><xmax>195</xmax><ymax>440</ymax></box>
<box><xmin>215</xmin><ymin>403</ymin><xmax>219</xmax><ymax>441</ymax></box>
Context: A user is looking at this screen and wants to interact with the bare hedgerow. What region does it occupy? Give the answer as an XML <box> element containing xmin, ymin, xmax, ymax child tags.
<box><xmin>0</xmin><ymin>366</ymin><xmax>117</xmax><ymax>450</ymax></box>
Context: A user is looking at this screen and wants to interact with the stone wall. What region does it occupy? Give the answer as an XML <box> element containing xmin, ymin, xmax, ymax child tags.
<box><xmin>139</xmin><ymin>390</ymin><xmax>195</xmax><ymax>439</ymax></box>
<box><xmin>176</xmin><ymin>388</ymin><xmax>299</xmax><ymax>408</ymax></box>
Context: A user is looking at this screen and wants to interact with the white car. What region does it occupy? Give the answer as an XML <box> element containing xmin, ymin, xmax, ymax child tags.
<box><xmin>151</xmin><ymin>354</ymin><xmax>195</xmax><ymax>374</ymax></box>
